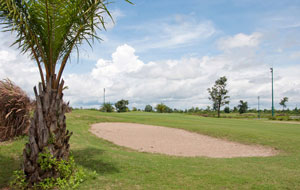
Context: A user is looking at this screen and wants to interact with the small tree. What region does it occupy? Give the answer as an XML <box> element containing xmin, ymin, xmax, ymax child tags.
<box><xmin>233</xmin><ymin>106</ymin><xmax>238</xmax><ymax>112</ymax></box>
<box><xmin>207</xmin><ymin>76</ymin><xmax>230</xmax><ymax>117</ymax></box>
<box><xmin>100</xmin><ymin>103</ymin><xmax>114</xmax><ymax>112</ymax></box>
<box><xmin>279</xmin><ymin>97</ymin><xmax>288</xmax><ymax>111</ymax></box>
<box><xmin>115</xmin><ymin>99</ymin><xmax>129</xmax><ymax>112</ymax></box>
<box><xmin>144</xmin><ymin>105</ymin><xmax>153</xmax><ymax>112</ymax></box>
<box><xmin>165</xmin><ymin>106</ymin><xmax>173</xmax><ymax>113</ymax></box>
<box><xmin>224</xmin><ymin>106</ymin><xmax>230</xmax><ymax>113</ymax></box>
<box><xmin>238</xmin><ymin>100</ymin><xmax>248</xmax><ymax>114</ymax></box>
<box><xmin>132</xmin><ymin>107</ymin><xmax>137</xmax><ymax>111</ymax></box>
<box><xmin>205</xmin><ymin>106</ymin><xmax>211</xmax><ymax>112</ymax></box>
<box><xmin>155</xmin><ymin>103</ymin><xmax>167</xmax><ymax>113</ymax></box>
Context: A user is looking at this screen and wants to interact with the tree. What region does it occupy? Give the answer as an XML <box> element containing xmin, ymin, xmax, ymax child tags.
<box><xmin>279</xmin><ymin>97</ymin><xmax>288</xmax><ymax>111</ymax></box>
<box><xmin>205</xmin><ymin>106</ymin><xmax>211</xmax><ymax>112</ymax></box>
<box><xmin>144</xmin><ymin>105</ymin><xmax>153</xmax><ymax>112</ymax></box>
<box><xmin>207</xmin><ymin>76</ymin><xmax>230</xmax><ymax>117</ymax></box>
<box><xmin>233</xmin><ymin>106</ymin><xmax>238</xmax><ymax>112</ymax></box>
<box><xmin>155</xmin><ymin>103</ymin><xmax>172</xmax><ymax>113</ymax></box>
<box><xmin>0</xmin><ymin>0</ymin><xmax>131</xmax><ymax>187</ymax></box>
<box><xmin>155</xmin><ymin>103</ymin><xmax>167</xmax><ymax>113</ymax></box>
<box><xmin>132</xmin><ymin>107</ymin><xmax>137</xmax><ymax>111</ymax></box>
<box><xmin>115</xmin><ymin>99</ymin><xmax>129</xmax><ymax>112</ymax></box>
<box><xmin>224</xmin><ymin>106</ymin><xmax>230</xmax><ymax>113</ymax></box>
<box><xmin>100</xmin><ymin>103</ymin><xmax>115</xmax><ymax>112</ymax></box>
<box><xmin>238</xmin><ymin>100</ymin><xmax>248</xmax><ymax>114</ymax></box>
<box><xmin>165</xmin><ymin>106</ymin><xmax>173</xmax><ymax>113</ymax></box>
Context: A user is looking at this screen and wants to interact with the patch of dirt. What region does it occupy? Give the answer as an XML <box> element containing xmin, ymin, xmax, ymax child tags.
<box><xmin>90</xmin><ymin>122</ymin><xmax>278</xmax><ymax>158</ymax></box>
<box><xmin>0</xmin><ymin>141</ymin><xmax>12</xmax><ymax>146</ymax></box>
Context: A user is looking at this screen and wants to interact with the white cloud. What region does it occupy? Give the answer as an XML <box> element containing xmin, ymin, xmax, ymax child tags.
<box><xmin>129</xmin><ymin>15</ymin><xmax>216</xmax><ymax>51</ymax></box>
<box><xmin>63</xmin><ymin>43</ymin><xmax>300</xmax><ymax>109</ymax></box>
<box><xmin>0</xmin><ymin>32</ymin><xmax>40</xmax><ymax>98</ymax></box>
<box><xmin>217</xmin><ymin>32</ymin><xmax>262</xmax><ymax>50</ymax></box>
<box><xmin>1</xmin><ymin>32</ymin><xmax>299</xmax><ymax>110</ymax></box>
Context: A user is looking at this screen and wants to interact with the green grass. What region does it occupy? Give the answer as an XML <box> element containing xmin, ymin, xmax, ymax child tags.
<box><xmin>1</xmin><ymin>110</ymin><xmax>300</xmax><ymax>189</ymax></box>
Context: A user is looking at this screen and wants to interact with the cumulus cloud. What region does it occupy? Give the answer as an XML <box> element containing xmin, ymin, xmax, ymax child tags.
<box><xmin>217</xmin><ymin>32</ymin><xmax>262</xmax><ymax>50</ymax></box>
<box><xmin>1</xmin><ymin>30</ymin><xmax>299</xmax><ymax>110</ymax></box>
<box><xmin>0</xmin><ymin>32</ymin><xmax>40</xmax><ymax>98</ymax></box>
<box><xmin>63</xmin><ymin>43</ymin><xmax>300</xmax><ymax>109</ymax></box>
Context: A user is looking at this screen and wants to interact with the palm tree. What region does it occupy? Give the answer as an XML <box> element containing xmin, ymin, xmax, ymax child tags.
<box><xmin>0</xmin><ymin>0</ymin><xmax>131</xmax><ymax>186</ymax></box>
<box><xmin>279</xmin><ymin>97</ymin><xmax>288</xmax><ymax>111</ymax></box>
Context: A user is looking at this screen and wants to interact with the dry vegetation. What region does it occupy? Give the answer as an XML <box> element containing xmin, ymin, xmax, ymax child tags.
<box><xmin>0</xmin><ymin>79</ymin><xmax>31</xmax><ymax>141</ymax></box>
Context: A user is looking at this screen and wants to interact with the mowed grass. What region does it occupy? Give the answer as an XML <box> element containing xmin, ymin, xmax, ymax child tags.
<box><xmin>1</xmin><ymin>110</ymin><xmax>300</xmax><ymax>189</ymax></box>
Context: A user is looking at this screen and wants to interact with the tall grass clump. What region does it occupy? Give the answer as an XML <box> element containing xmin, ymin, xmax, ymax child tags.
<box><xmin>0</xmin><ymin>79</ymin><xmax>31</xmax><ymax>141</ymax></box>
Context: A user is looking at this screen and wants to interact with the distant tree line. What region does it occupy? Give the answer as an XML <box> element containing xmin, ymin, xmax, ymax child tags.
<box><xmin>99</xmin><ymin>98</ymin><xmax>299</xmax><ymax>115</ymax></box>
<box><xmin>99</xmin><ymin>77</ymin><xmax>297</xmax><ymax>117</ymax></box>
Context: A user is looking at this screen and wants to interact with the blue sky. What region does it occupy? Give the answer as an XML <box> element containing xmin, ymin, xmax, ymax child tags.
<box><xmin>1</xmin><ymin>0</ymin><xmax>300</xmax><ymax>109</ymax></box>
<box><xmin>67</xmin><ymin>0</ymin><xmax>300</xmax><ymax>69</ymax></box>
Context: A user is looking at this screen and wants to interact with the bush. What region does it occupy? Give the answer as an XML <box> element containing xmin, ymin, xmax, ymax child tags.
<box><xmin>144</xmin><ymin>105</ymin><xmax>153</xmax><ymax>112</ymax></box>
<box><xmin>224</xmin><ymin>107</ymin><xmax>230</xmax><ymax>113</ymax></box>
<box><xmin>11</xmin><ymin>148</ymin><xmax>85</xmax><ymax>190</ymax></box>
<box><xmin>100</xmin><ymin>103</ymin><xmax>114</xmax><ymax>112</ymax></box>
<box><xmin>64</xmin><ymin>102</ymin><xmax>73</xmax><ymax>113</ymax></box>
<box><xmin>155</xmin><ymin>103</ymin><xmax>172</xmax><ymax>113</ymax></box>
<box><xmin>115</xmin><ymin>100</ymin><xmax>129</xmax><ymax>113</ymax></box>
<box><xmin>0</xmin><ymin>79</ymin><xmax>31</xmax><ymax>142</ymax></box>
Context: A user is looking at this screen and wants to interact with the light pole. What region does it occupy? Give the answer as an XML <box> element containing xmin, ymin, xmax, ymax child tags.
<box><xmin>270</xmin><ymin>68</ymin><xmax>274</xmax><ymax>117</ymax></box>
<box><xmin>258</xmin><ymin>96</ymin><xmax>260</xmax><ymax>119</ymax></box>
<box><xmin>103</xmin><ymin>88</ymin><xmax>106</xmax><ymax>105</ymax></box>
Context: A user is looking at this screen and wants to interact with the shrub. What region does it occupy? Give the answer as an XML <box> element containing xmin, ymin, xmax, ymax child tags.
<box><xmin>224</xmin><ymin>107</ymin><xmax>230</xmax><ymax>113</ymax></box>
<box><xmin>10</xmin><ymin>148</ymin><xmax>86</xmax><ymax>190</ymax></box>
<box><xmin>0</xmin><ymin>79</ymin><xmax>31</xmax><ymax>141</ymax></box>
<box><xmin>238</xmin><ymin>100</ymin><xmax>248</xmax><ymax>114</ymax></box>
<box><xmin>144</xmin><ymin>105</ymin><xmax>153</xmax><ymax>112</ymax></box>
<box><xmin>64</xmin><ymin>102</ymin><xmax>73</xmax><ymax>113</ymax></box>
<box><xmin>115</xmin><ymin>100</ymin><xmax>129</xmax><ymax>112</ymax></box>
<box><xmin>100</xmin><ymin>103</ymin><xmax>115</xmax><ymax>112</ymax></box>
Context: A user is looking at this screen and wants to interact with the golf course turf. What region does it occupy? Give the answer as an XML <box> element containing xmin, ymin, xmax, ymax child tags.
<box><xmin>1</xmin><ymin>109</ymin><xmax>300</xmax><ymax>189</ymax></box>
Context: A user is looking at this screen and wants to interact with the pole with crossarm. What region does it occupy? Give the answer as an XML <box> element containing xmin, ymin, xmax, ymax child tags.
<box><xmin>270</xmin><ymin>68</ymin><xmax>274</xmax><ymax>117</ymax></box>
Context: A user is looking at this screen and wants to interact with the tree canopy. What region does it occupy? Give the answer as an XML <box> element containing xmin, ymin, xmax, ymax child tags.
<box><xmin>144</xmin><ymin>105</ymin><xmax>153</xmax><ymax>112</ymax></box>
<box><xmin>207</xmin><ymin>76</ymin><xmax>230</xmax><ymax>117</ymax></box>
<box><xmin>115</xmin><ymin>99</ymin><xmax>129</xmax><ymax>112</ymax></box>
<box><xmin>238</xmin><ymin>100</ymin><xmax>248</xmax><ymax>114</ymax></box>
<box><xmin>279</xmin><ymin>97</ymin><xmax>288</xmax><ymax>110</ymax></box>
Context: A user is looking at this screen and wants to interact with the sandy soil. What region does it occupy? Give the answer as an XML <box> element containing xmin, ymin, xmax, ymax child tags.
<box><xmin>90</xmin><ymin>122</ymin><xmax>278</xmax><ymax>158</ymax></box>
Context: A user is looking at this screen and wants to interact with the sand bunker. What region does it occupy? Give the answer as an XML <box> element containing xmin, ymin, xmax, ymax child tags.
<box><xmin>90</xmin><ymin>122</ymin><xmax>278</xmax><ymax>158</ymax></box>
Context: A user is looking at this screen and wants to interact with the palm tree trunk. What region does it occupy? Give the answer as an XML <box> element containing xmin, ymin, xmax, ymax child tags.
<box><xmin>22</xmin><ymin>78</ymin><xmax>72</xmax><ymax>187</ymax></box>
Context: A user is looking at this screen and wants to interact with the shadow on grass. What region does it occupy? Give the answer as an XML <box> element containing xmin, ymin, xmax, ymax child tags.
<box><xmin>0</xmin><ymin>154</ymin><xmax>20</xmax><ymax>188</ymax></box>
<box><xmin>72</xmin><ymin>147</ymin><xmax>119</xmax><ymax>174</ymax></box>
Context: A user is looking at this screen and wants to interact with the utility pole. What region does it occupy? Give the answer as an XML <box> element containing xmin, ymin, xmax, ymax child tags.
<box><xmin>270</xmin><ymin>67</ymin><xmax>274</xmax><ymax>117</ymax></box>
<box><xmin>258</xmin><ymin>96</ymin><xmax>260</xmax><ymax>119</ymax></box>
<box><xmin>103</xmin><ymin>88</ymin><xmax>106</xmax><ymax>105</ymax></box>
